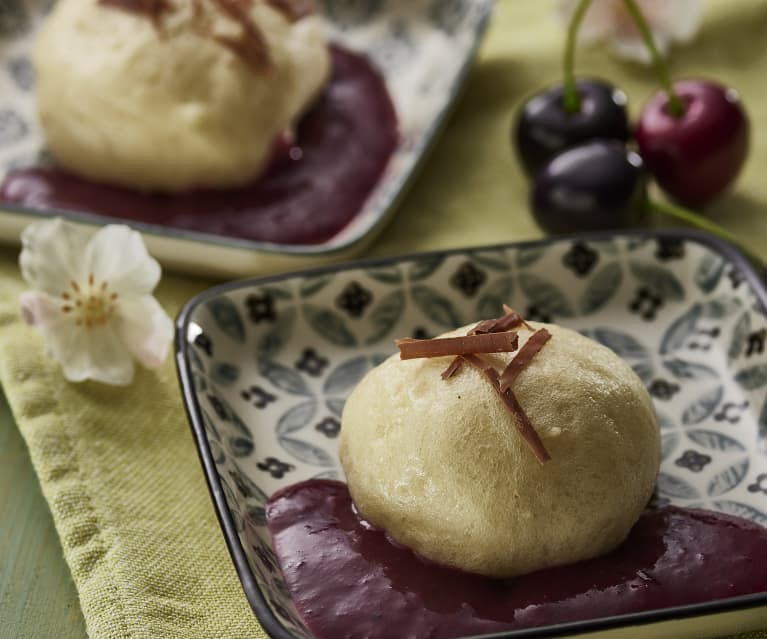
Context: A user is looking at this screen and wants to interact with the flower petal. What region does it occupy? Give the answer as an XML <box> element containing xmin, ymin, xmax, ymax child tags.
<box><xmin>48</xmin><ymin>323</ymin><xmax>136</xmax><ymax>385</ymax></box>
<box><xmin>20</xmin><ymin>218</ymin><xmax>89</xmax><ymax>294</ymax></box>
<box><xmin>20</xmin><ymin>290</ymin><xmax>63</xmax><ymax>328</ymax></box>
<box><xmin>115</xmin><ymin>295</ymin><xmax>173</xmax><ymax>369</ymax></box>
<box><xmin>654</xmin><ymin>0</ymin><xmax>702</xmax><ymax>41</ymax></box>
<box><xmin>83</xmin><ymin>225</ymin><xmax>161</xmax><ymax>296</ymax></box>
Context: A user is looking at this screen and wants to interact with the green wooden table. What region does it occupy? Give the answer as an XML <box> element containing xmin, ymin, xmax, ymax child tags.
<box><xmin>0</xmin><ymin>390</ymin><xmax>87</xmax><ymax>638</ymax></box>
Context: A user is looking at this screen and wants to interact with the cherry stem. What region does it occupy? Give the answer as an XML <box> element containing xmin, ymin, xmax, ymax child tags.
<box><xmin>563</xmin><ymin>0</ymin><xmax>592</xmax><ymax>114</ymax></box>
<box><xmin>622</xmin><ymin>0</ymin><xmax>685</xmax><ymax>117</ymax></box>
<box><xmin>647</xmin><ymin>198</ymin><xmax>760</xmax><ymax>264</ymax></box>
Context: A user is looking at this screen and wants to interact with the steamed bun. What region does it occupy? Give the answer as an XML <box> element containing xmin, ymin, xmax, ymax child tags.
<box><xmin>339</xmin><ymin>322</ymin><xmax>660</xmax><ymax>578</ymax></box>
<box><xmin>33</xmin><ymin>0</ymin><xmax>330</xmax><ymax>191</ymax></box>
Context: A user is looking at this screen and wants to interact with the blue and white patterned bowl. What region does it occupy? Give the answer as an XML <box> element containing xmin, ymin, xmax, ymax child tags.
<box><xmin>0</xmin><ymin>0</ymin><xmax>493</xmax><ymax>277</ymax></box>
<box><xmin>176</xmin><ymin>230</ymin><xmax>767</xmax><ymax>639</ymax></box>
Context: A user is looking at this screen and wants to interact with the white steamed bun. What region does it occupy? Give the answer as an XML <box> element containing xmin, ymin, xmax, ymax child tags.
<box><xmin>340</xmin><ymin>321</ymin><xmax>660</xmax><ymax>578</ymax></box>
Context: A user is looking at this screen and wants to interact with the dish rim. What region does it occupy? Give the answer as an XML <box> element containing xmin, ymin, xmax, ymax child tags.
<box><xmin>175</xmin><ymin>228</ymin><xmax>767</xmax><ymax>639</ymax></box>
<box><xmin>0</xmin><ymin>4</ymin><xmax>494</xmax><ymax>261</ymax></box>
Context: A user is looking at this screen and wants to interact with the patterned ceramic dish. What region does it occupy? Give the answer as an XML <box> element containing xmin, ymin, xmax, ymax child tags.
<box><xmin>0</xmin><ymin>0</ymin><xmax>493</xmax><ymax>278</ymax></box>
<box><xmin>176</xmin><ymin>230</ymin><xmax>767</xmax><ymax>639</ymax></box>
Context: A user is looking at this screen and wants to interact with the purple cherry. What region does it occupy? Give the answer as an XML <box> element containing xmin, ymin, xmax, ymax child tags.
<box><xmin>514</xmin><ymin>79</ymin><xmax>631</xmax><ymax>177</ymax></box>
<box><xmin>531</xmin><ymin>140</ymin><xmax>647</xmax><ymax>234</ymax></box>
<box><xmin>636</xmin><ymin>80</ymin><xmax>749</xmax><ymax>206</ymax></box>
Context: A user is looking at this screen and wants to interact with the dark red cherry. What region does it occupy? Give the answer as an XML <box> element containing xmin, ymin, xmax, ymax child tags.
<box><xmin>636</xmin><ymin>80</ymin><xmax>749</xmax><ymax>207</ymax></box>
<box><xmin>531</xmin><ymin>141</ymin><xmax>647</xmax><ymax>234</ymax></box>
<box><xmin>514</xmin><ymin>79</ymin><xmax>631</xmax><ymax>177</ymax></box>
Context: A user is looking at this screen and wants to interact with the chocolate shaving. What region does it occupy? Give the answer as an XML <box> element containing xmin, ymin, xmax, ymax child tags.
<box><xmin>397</xmin><ymin>332</ymin><xmax>519</xmax><ymax>360</ymax></box>
<box><xmin>212</xmin><ymin>0</ymin><xmax>272</xmax><ymax>71</ymax></box>
<box><xmin>266</xmin><ymin>0</ymin><xmax>316</xmax><ymax>21</ymax></box>
<box><xmin>442</xmin><ymin>307</ymin><xmax>527</xmax><ymax>378</ymax></box>
<box><xmin>499</xmin><ymin>329</ymin><xmax>552</xmax><ymax>392</ymax></box>
<box><xmin>460</xmin><ymin>354</ymin><xmax>551</xmax><ymax>465</ymax></box>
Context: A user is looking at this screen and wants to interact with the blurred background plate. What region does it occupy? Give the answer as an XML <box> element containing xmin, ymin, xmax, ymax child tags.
<box><xmin>0</xmin><ymin>0</ymin><xmax>493</xmax><ymax>278</ymax></box>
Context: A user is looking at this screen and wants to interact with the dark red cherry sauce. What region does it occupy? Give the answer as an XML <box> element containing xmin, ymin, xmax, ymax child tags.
<box><xmin>0</xmin><ymin>46</ymin><xmax>397</xmax><ymax>245</ymax></box>
<box><xmin>265</xmin><ymin>479</ymin><xmax>767</xmax><ymax>639</ymax></box>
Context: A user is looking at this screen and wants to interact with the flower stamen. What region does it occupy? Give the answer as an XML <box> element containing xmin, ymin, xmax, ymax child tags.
<box><xmin>61</xmin><ymin>277</ymin><xmax>119</xmax><ymax>329</ymax></box>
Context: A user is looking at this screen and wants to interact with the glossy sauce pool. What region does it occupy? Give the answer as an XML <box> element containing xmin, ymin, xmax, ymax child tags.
<box><xmin>266</xmin><ymin>479</ymin><xmax>767</xmax><ymax>639</ymax></box>
<box><xmin>0</xmin><ymin>46</ymin><xmax>398</xmax><ymax>245</ymax></box>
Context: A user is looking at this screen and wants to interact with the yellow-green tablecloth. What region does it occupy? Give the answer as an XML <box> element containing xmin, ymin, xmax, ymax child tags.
<box><xmin>2</xmin><ymin>1</ymin><xmax>767</xmax><ymax>638</ymax></box>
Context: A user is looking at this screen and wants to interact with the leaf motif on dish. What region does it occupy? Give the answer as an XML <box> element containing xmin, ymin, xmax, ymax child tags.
<box><xmin>728</xmin><ymin>312</ymin><xmax>751</xmax><ymax>364</ymax></box>
<box><xmin>303</xmin><ymin>304</ymin><xmax>358</xmax><ymax>347</ymax></box>
<box><xmin>0</xmin><ymin>108</ymin><xmax>27</xmax><ymax>146</ymax></box>
<box><xmin>209</xmin><ymin>439</ymin><xmax>226</xmax><ymax>465</ymax></box>
<box><xmin>681</xmin><ymin>385</ymin><xmax>724</xmax><ymax>426</ymax></box>
<box><xmin>470</xmin><ymin>250</ymin><xmax>509</xmax><ymax>272</ymax></box>
<box><xmin>686</xmin><ymin>429</ymin><xmax>746</xmax><ymax>452</ymax></box>
<box><xmin>258</xmin><ymin>360</ymin><xmax>312</xmax><ymax>396</ymax></box>
<box><xmin>256</xmin><ymin>307</ymin><xmax>296</xmax><ymax>358</ymax></box>
<box><xmin>579</xmin><ymin>262</ymin><xmax>623</xmax><ymax>315</ymax></box>
<box><xmin>211</xmin><ymin>362</ymin><xmax>240</xmax><ymax>386</ymax></box>
<box><xmin>694</xmin><ymin>252</ymin><xmax>726</xmax><ymax>293</ymax></box>
<box><xmin>476</xmin><ymin>276</ymin><xmax>514</xmax><ymax>320</ymax></box>
<box><xmin>189</xmin><ymin>346</ymin><xmax>205</xmax><ymax>374</ymax></box>
<box><xmin>276</xmin><ymin>400</ymin><xmax>317</xmax><ymax>436</ymax></box>
<box><xmin>628</xmin><ymin>261</ymin><xmax>685</xmax><ymax>302</ymax></box>
<box><xmin>313</xmin><ymin>470</ymin><xmax>342</xmax><ymax>482</ymax></box>
<box><xmin>208</xmin><ymin>297</ymin><xmax>246</xmax><ymax>343</ymax></box>
<box><xmin>734</xmin><ymin>364</ymin><xmax>767</xmax><ymax>390</ymax></box>
<box><xmin>201</xmin><ymin>409</ymin><xmax>222</xmax><ymax>442</ymax></box>
<box><xmin>758</xmin><ymin>398</ymin><xmax>767</xmax><ymax>455</ymax></box>
<box><xmin>710</xmin><ymin>500</ymin><xmax>767</xmax><ymax>525</ymax></box>
<box><xmin>300</xmin><ymin>275</ymin><xmax>333</xmax><ymax>299</ymax></box>
<box><xmin>660</xmin><ymin>304</ymin><xmax>702</xmax><ymax>354</ymax></box>
<box><xmin>662</xmin><ymin>358</ymin><xmax>718</xmax><ymax>381</ymax></box>
<box><xmin>518</xmin><ymin>273</ymin><xmax>574</xmax><ymax>318</ymax></box>
<box><xmin>260</xmin><ymin>284</ymin><xmax>294</xmax><ymax>300</ymax></box>
<box><xmin>707</xmin><ymin>458</ymin><xmax>750</xmax><ymax>497</ymax></box>
<box><xmin>278</xmin><ymin>436</ymin><xmax>335</xmax><ymax>467</ymax></box>
<box><xmin>406</xmin><ymin>255</ymin><xmax>444</xmax><ymax>281</ymax></box>
<box><xmin>323</xmin><ymin>355</ymin><xmax>372</xmax><ymax>395</ymax></box>
<box><xmin>411</xmin><ymin>285</ymin><xmax>461</xmax><ymax>328</ymax></box>
<box><xmin>319</xmin><ymin>0</ymin><xmax>383</xmax><ymax>28</ymax></box>
<box><xmin>656</xmin><ymin>411</ymin><xmax>676</xmax><ymax>431</ymax></box>
<box><xmin>365</xmin><ymin>290</ymin><xmax>405</xmax><ymax>344</ymax></box>
<box><xmin>325</xmin><ymin>398</ymin><xmax>346</xmax><ymax>418</ymax></box>
<box><xmin>228</xmin><ymin>436</ymin><xmax>254</xmax><ymax>458</ymax></box>
<box><xmin>231</xmin><ymin>460</ymin><xmax>269</xmax><ymax>502</ymax></box>
<box><xmin>656</xmin><ymin>471</ymin><xmax>701</xmax><ymax>500</ymax></box>
<box><xmin>516</xmin><ymin>245</ymin><xmax>546</xmax><ymax>268</ymax></box>
<box><xmin>365</xmin><ymin>264</ymin><xmax>403</xmax><ymax>284</ymax></box>
<box><xmin>699</xmin><ymin>295</ymin><xmax>742</xmax><ymax>319</ymax></box>
<box><xmin>582</xmin><ymin>327</ymin><xmax>653</xmax><ymax>383</ymax></box>
<box><xmin>661</xmin><ymin>433</ymin><xmax>680</xmax><ymax>461</ymax></box>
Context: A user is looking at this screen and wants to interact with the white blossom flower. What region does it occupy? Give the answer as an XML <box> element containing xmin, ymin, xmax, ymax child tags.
<box><xmin>19</xmin><ymin>218</ymin><xmax>173</xmax><ymax>385</ymax></box>
<box><xmin>555</xmin><ymin>0</ymin><xmax>703</xmax><ymax>64</ymax></box>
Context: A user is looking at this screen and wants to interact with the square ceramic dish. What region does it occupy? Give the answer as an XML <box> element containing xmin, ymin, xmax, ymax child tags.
<box><xmin>176</xmin><ymin>230</ymin><xmax>767</xmax><ymax>639</ymax></box>
<box><xmin>0</xmin><ymin>0</ymin><xmax>492</xmax><ymax>278</ymax></box>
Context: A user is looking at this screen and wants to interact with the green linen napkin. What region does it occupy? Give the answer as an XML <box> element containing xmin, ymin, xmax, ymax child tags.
<box><xmin>2</xmin><ymin>1</ymin><xmax>767</xmax><ymax>638</ymax></box>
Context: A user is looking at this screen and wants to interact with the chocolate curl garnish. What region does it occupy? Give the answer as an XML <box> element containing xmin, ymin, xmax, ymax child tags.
<box><xmin>212</xmin><ymin>0</ymin><xmax>272</xmax><ymax>71</ymax></box>
<box><xmin>266</xmin><ymin>0</ymin><xmax>316</xmax><ymax>21</ymax></box>
<box><xmin>442</xmin><ymin>307</ymin><xmax>527</xmax><ymax>378</ymax></box>
<box><xmin>460</xmin><ymin>354</ymin><xmax>551</xmax><ymax>465</ymax></box>
<box><xmin>499</xmin><ymin>329</ymin><xmax>552</xmax><ymax>392</ymax></box>
<box><xmin>397</xmin><ymin>332</ymin><xmax>519</xmax><ymax>360</ymax></box>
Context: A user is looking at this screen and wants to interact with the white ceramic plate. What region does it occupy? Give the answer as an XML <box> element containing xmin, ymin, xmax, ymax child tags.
<box><xmin>0</xmin><ymin>0</ymin><xmax>493</xmax><ymax>278</ymax></box>
<box><xmin>176</xmin><ymin>230</ymin><xmax>767</xmax><ymax>639</ymax></box>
